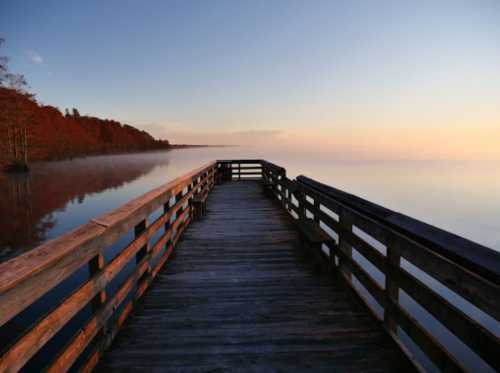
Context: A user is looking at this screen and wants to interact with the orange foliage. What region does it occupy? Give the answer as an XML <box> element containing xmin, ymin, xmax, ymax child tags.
<box><xmin>0</xmin><ymin>87</ymin><xmax>169</xmax><ymax>167</ymax></box>
<box><xmin>0</xmin><ymin>155</ymin><xmax>168</xmax><ymax>260</ymax></box>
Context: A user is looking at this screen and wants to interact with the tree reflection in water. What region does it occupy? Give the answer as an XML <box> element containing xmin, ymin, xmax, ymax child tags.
<box><xmin>0</xmin><ymin>153</ymin><xmax>169</xmax><ymax>262</ymax></box>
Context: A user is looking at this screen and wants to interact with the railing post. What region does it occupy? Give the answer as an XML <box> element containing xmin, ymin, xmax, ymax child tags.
<box><xmin>224</xmin><ymin>162</ymin><xmax>231</xmax><ymax>182</ymax></box>
<box><xmin>163</xmin><ymin>200</ymin><xmax>171</xmax><ymax>249</ymax></box>
<box><xmin>313</xmin><ymin>197</ymin><xmax>320</xmax><ymax>224</ymax></box>
<box><xmin>89</xmin><ymin>253</ymin><xmax>106</xmax><ymax>311</ymax></box>
<box><xmin>188</xmin><ymin>180</ymin><xmax>193</xmax><ymax>199</ymax></box>
<box><xmin>297</xmin><ymin>184</ymin><xmax>307</xmax><ymax>222</ymax></box>
<box><xmin>215</xmin><ymin>163</ymin><xmax>221</xmax><ymax>185</ymax></box>
<box><xmin>338</xmin><ymin>208</ymin><xmax>353</xmax><ymax>281</ymax></box>
<box><xmin>135</xmin><ymin>218</ymin><xmax>150</xmax><ymax>275</ymax></box>
<box><xmin>278</xmin><ymin>171</ymin><xmax>286</xmax><ymax>205</ymax></box>
<box><xmin>384</xmin><ymin>241</ymin><xmax>401</xmax><ymax>335</ymax></box>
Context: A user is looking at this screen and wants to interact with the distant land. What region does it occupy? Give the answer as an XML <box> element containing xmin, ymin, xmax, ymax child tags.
<box><xmin>0</xmin><ymin>36</ymin><xmax>224</xmax><ymax>172</ymax></box>
<box><xmin>0</xmin><ymin>86</ymin><xmax>214</xmax><ymax>171</ymax></box>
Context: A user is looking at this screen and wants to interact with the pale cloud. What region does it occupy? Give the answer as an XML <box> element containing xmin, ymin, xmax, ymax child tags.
<box><xmin>129</xmin><ymin>121</ymin><xmax>284</xmax><ymax>146</ymax></box>
<box><xmin>26</xmin><ymin>50</ymin><xmax>43</xmax><ymax>64</ymax></box>
<box><xmin>229</xmin><ymin>130</ymin><xmax>283</xmax><ymax>138</ymax></box>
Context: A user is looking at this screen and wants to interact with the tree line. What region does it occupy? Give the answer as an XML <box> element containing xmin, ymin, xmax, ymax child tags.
<box><xmin>0</xmin><ymin>38</ymin><xmax>170</xmax><ymax>171</ymax></box>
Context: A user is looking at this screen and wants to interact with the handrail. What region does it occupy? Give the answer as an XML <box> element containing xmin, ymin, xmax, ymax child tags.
<box><xmin>260</xmin><ymin>160</ymin><xmax>500</xmax><ymax>372</ymax></box>
<box><xmin>0</xmin><ymin>161</ymin><xmax>217</xmax><ymax>372</ymax></box>
<box><xmin>297</xmin><ymin>175</ymin><xmax>500</xmax><ymax>284</ymax></box>
<box><xmin>1</xmin><ymin>158</ymin><xmax>499</xmax><ymax>372</ymax></box>
<box><xmin>216</xmin><ymin>159</ymin><xmax>263</xmax><ymax>181</ymax></box>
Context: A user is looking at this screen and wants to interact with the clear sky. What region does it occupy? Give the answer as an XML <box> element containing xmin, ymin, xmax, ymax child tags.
<box><xmin>1</xmin><ymin>0</ymin><xmax>500</xmax><ymax>159</ymax></box>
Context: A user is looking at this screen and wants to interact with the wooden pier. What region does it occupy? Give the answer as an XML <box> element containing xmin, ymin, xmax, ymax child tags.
<box><xmin>97</xmin><ymin>180</ymin><xmax>412</xmax><ymax>371</ymax></box>
<box><xmin>0</xmin><ymin>160</ymin><xmax>499</xmax><ymax>372</ymax></box>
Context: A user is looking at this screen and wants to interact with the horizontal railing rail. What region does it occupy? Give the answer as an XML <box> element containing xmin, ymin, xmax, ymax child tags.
<box><xmin>298</xmin><ymin>176</ymin><xmax>500</xmax><ymax>285</ymax></box>
<box><xmin>0</xmin><ymin>161</ymin><xmax>217</xmax><ymax>373</ymax></box>
<box><xmin>260</xmin><ymin>160</ymin><xmax>500</xmax><ymax>373</ymax></box>
<box><xmin>217</xmin><ymin>159</ymin><xmax>263</xmax><ymax>181</ymax></box>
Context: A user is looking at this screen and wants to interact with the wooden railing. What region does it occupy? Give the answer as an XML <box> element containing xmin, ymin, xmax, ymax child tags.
<box><xmin>1</xmin><ymin>159</ymin><xmax>499</xmax><ymax>372</ymax></box>
<box><xmin>259</xmin><ymin>160</ymin><xmax>500</xmax><ymax>372</ymax></box>
<box><xmin>0</xmin><ymin>161</ymin><xmax>217</xmax><ymax>373</ymax></box>
<box><xmin>216</xmin><ymin>159</ymin><xmax>262</xmax><ymax>181</ymax></box>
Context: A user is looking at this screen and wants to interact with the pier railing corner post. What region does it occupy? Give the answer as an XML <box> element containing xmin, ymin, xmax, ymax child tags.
<box><xmin>163</xmin><ymin>200</ymin><xmax>171</xmax><ymax>249</ymax></box>
<box><xmin>134</xmin><ymin>219</ymin><xmax>147</xmax><ymax>258</ymax></box>
<box><xmin>89</xmin><ymin>253</ymin><xmax>107</xmax><ymax>316</ymax></box>
<box><xmin>338</xmin><ymin>209</ymin><xmax>353</xmax><ymax>281</ymax></box>
<box><xmin>298</xmin><ymin>185</ymin><xmax>307</xmax><ymax>223</ymax></box>
<box><xmin>384</xmin><ymin>239</ymin><xmax>401</xmax><ymax>336</ymax></box>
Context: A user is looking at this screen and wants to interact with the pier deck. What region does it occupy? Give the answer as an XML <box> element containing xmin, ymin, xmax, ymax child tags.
<box><xmin>97</xmin><ymin>181</ymin><xmax>413</xmax><ymax>372</ymax></box>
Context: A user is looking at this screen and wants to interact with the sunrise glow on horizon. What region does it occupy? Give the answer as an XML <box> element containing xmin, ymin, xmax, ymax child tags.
<box><xmin>2</xmin><ymin>0</ymin><xmax>499</xmax><ymax>160</ymax></box>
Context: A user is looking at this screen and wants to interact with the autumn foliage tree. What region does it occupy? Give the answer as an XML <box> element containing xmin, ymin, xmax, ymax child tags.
<box><xmin>0</xmin><ymin>37</ymin><xmax>34</xmax><ymax>171</ymax></box>
<box><xmin>0</xmin><ymin>38</ymin><xmax>170</xmax><ymax>170</ymax></box>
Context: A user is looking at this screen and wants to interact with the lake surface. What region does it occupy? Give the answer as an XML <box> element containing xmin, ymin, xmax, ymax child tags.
<box><xmin>1</xmin><ymin>147</ymin><xmax>499</xmax><ymax>372</ymax></box>
<box><xmin>1</xmin><ymin>147</ymin><xmax>499</xmax><ymax>262</ymax></box>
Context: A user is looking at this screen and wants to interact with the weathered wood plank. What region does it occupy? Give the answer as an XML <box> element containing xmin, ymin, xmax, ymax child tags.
<box><xmin>97</xmin><ymin>181</ymin><xmax>414</xmax><ymax>372</ymax></box>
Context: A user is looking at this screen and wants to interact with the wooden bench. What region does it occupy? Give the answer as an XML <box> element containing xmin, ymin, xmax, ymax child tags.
<box><xmin>191</xmin><ymin>190</ymin><xmax>209</xmax><ymax>220</ymax></box>
<box><xmin>299</xmin><ymin>220</ymin><xmax>334</xmax><ymax>271</ymax></box>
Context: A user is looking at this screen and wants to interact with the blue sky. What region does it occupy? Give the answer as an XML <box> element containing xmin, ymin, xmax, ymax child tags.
<box><xmin>1</xmin><ymin>0</ymin><xmax>500</xmax><ymax>158</ymax></box>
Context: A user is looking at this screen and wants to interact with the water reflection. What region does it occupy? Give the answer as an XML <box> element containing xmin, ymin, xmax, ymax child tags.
<box><xmin>1</xmin><ymin>148</ymin><xmax>499</xmax><ymax>264</ymax></box>
<box><xmin>0</xmin><ymin>147</ymin><xmax>499</xmax><ymax>372</ymax></box>
<box><xmin>0</xmin><ymin>153</ymin><xmax>170</xmax><ymax>262</ymax></box>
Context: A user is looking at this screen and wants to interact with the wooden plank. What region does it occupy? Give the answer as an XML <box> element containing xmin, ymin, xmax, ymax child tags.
<box><xmin>97</xmin><ymin>181</ymin><xmax>413</xmax><ymax>372</ymax></box>
<box><xmin>217</xmin><ymin>159</ymin><xmax>262</xmax><ymax>164</ymax></box>
<box><xmin>234</xmin><ymin>166</ymin><xmax>263</xmax><ymax>170</ymax></box>
<box><xmin>231</xmin><ymin>171</ymin><xmax>262</xmax><ymax>176</ymax></box>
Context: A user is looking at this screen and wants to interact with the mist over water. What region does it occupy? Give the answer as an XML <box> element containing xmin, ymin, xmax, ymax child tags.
<box><xmin>1</xmin><ymin>147</ymin><xmax>499</xmax><ymax>372</ymax></box>
<box><xmin>1</xmin><ymin>147</ymin><xmax>499</xmax><ymax>262</ymax></box>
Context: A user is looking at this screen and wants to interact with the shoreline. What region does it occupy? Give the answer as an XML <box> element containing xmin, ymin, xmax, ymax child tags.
<box><xmin>1</xmin><ymin>144</ymin><xmax>233</xmax><ymax>172</ymax></box>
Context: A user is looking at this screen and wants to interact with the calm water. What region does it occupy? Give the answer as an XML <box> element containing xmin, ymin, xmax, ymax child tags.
<box><xmin>1</xmin><ymin>147</ymin><xmax>499</xmax><ymax>372</ymax></box>
<box><xmin>1</xmin><ymin>147</ymin><xmax>499</xmax><ymax>261</ymax></box>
